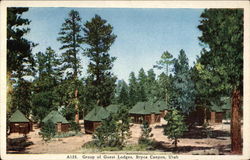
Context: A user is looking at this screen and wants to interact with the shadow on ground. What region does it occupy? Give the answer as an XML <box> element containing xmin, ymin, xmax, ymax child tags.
<box><xmin>181</xmin><ymin>126</ymin><xmax>230</xmax><ymax>139</ymax></box>
<box><xmin>151</xmin><ymin>141</ymin><xmax>213</xmax><ymax>153</ymax></box>
<box><xmin>7</xmin><ymin>136</ymin><xmax>33</xmax><ymax>154</ymax></box>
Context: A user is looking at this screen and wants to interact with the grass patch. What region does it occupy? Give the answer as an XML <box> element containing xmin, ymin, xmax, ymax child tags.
<box><xmin>54</xmin><ymin>131</ymin><xmax>83</xmax><ymax>138</ymax></box>
<box><xmin>123</xmin><ymin>144</ymin><xmax>148</xmax><ymax>151</ymax></box>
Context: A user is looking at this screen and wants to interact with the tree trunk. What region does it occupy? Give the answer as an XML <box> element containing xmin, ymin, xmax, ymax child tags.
<box><xmin>174</xmin><ymin>138</ymin><xmax>178</xmax><ymax>149</ymax></box>
<box><xmin>75</xmin><ymin>88</ymin><xmax>79</xmax><ymax>124</ymax></box>
<box><xmin>231</xmin><ymin>88</ymin><xmax>242</xmax><ymax>154</ymax></box>
<box><xmin>204</xmin><ymin>107</ymin><xmax>207</xmax><ymax>124</ymax></box>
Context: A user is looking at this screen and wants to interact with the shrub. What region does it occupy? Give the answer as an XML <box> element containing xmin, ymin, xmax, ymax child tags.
<box><xmin>202</xmin><ymin>122</ymin><xmax>212</xmax><ymax>138</ymax></box>
<box><xmin>92</xmin><ymin>115</ymin><xmax>121</xmax><ymax>148</ymax></box>
<box><xmin>163</xmin><ymin>109</ymin><xmax>188</xmax><ymax>149</ymax></box>
<box><xmin>138</xmin><ymin>120</ymin><xmax>153</xmax><ymax>146</ymax></box>
<box><xmin>39</xmin><ymin>120</ymin><xmax>56</xmax><ymax>141</ymax></box>
<box><xmin>70</xmin><ymin>121</ymin><xmax>81</xmax><ymax>133</ymax></box>
<box><xmin>92</xmin><ymin>106</ymin><xmax>131</xmax><ymax>149</ymax></box>
<box><xmin>54</xmin><ymin>131</ymin><xmax>82</xmax><ymax>138</ymax></box>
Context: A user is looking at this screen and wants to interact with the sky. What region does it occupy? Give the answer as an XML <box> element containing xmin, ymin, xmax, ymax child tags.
<box><xmin>23</xmin><ymin>8</ymin><xmax>204</xmax><ymax>83</ymax></box>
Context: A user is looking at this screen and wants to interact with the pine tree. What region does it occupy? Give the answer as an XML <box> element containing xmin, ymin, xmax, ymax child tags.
<box><xmin>138</xmin><ymin>120</ymin><xmax>153</xmax><ymax>145</ymax></box>
<box><xmin>197</xmin><ymin>9</ymin><xmax>243</xmax><ymax>153</ymax></box>
<box><xmin>128</xmin><ymin>72</ymin><xmax>139</xmax><ymax>106</ymax></box>
<box><xmin>164</xmin><ymin>109</ymin><xmax>187</xmax><ymax>149</ymax></box>
<box><xmin>31</xmin><ymin>47</ymin><xmax>62</xmax><ymax>122</ymax></box>
<box><xmin>83</xmin><ymin>15</ymin><xmax>117</xmax><ymax>107</ymax></box>
<box><xmin>7</xmin><ymin>7</ymin><xmax>36</xmax><ymax>116</ymax></box>
<box><xmin>137</xmin><ymin>68</ymin><xmax>147</xmax><ymax>102</ymax></box>
<box><xmin>146</xmin><ymin>69</ymin><xmax>158</xmax><ymax>101</ymax></box>
<box><xmin>154</xmin><ymin>51</ymin><xmax>174</xmax><ymax>76</ymax></box>
<box><xmin>170</xmin><ymin>49</ymin><xmax>195</xmax><ymax>114</ymax></box>
<box><xmin>154</xmin><ymin>51</ymin><xmax>174</xmax><ymax>103</ymax></box>
<box><xmin>117</xmin><ymin>83</ymin><xmax>129</xmax><ymax>106</ymax></box>
<box><xmin>157</xmin><ymin>72</ymin><xmax>169</xmax><ymax>101</ymax></box>
<box><xmin>57</xmin><ymin>10</ymin><xmax>84</xmax><ymax>123</ymax></box>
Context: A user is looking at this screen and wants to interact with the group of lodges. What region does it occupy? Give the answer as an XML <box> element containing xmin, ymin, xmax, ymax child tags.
<box><xmin>84</xmin><ymin>101</ymin><xmax>169</xmax><ymax>134</ymax></box>
<box><xmin>8</xmin><ymin>110</ymin><xmax>70</xmax><ymax>134</ymax></box>
<box><xmin>8</xmin><ymin>97</ymin><xmax>232</xmax><ymax>135</ymax></box>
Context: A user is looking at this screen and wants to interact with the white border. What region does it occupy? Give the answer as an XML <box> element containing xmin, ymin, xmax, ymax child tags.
<box><xmin>1</xmin><ymin>1</ymin><xmax>250</xmax><ymax>160</ymax></box>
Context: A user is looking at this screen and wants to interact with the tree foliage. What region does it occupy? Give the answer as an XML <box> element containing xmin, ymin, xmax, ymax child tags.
<box><xmin>93</xmin><ymin>106</ymin><xmax>131</xmax><ymax>149</ymax></box>
<box><xmin>39</xmin><ymin>120</ymin><xmax>56</xmax><ymax>141</ymax></box>
<box><xmin>83</xmin><ymin>15</ymin><xmax>117</xmax><ymax>107</ymax></box>
<box><xmin>7</xmin><ymin>8</ymin><xmax>35</xmax><ymax>116</ymax></box>
<box><xmin>138</xmin><ymin>121</ymin><xmax>153</xmax><ymax>145</ymax></box>
<box><xmin>169</xmin><ymin>50</ymin><xmax>195</xmax><ymax>114</ymax></box>
<box><xmin>164</xmin><ymin>109</ymin><xmax>187</xmax><ymax>148</ymax></box>
<box><xmin>31</xmin><ymin>47</ymin><xmax>61</xmax><ymax>122</ymax></box>
<box><xmin>197</xmin><ymin>9</ymin><xmax>243</xmax><ymax>153</ymax></box>
<box><xmin>154</xmin><ymin>51</ymin><xmax>174</xmax><ymax>76</ymax></box>
<box><xmin>57</xmin><ymin>10</ymin><xmax>84</xmax><ymax>123</ymax></box>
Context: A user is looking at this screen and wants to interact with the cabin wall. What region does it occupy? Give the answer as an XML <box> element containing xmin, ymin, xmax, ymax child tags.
<box><xmin>130</xmin><ymin>114</ymin><xmax>161</xmax><ymax>124</ymax></box>
<box><xmin>144</xmin><ymin>115</ymin><xmax>152</xmax><ymax>124</ymax></box>
<box><xmin>9</xmin><ymin>122</ymin><xmax>31</xmax><ymax>134</ymax></box>
<box><xmin>84</xmin><ymin>121</ymin><xmax>101</xmax><ymax>134</ymax></box>
<box><xmin>129</xmin><ymin>114</ymin><xmax>144</xmax><ymax>124</ymax></box>
<box><xmin>209</xmin><ymin>112</ymin><xmax>224</xmax><ymax>124</ymax></box>
<box><xmin>155</xmin><ymin>114</ymin><xmax>161</xmax><ymax>123</ymax></box>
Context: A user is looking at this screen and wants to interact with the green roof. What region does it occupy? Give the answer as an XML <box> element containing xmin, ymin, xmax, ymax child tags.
<box><xmin>129</xmin><ymin>102</ymin><xmax>160</xmax><ymax>115</ymax></box>
<box><xmin>84</xmin><ymin>106</ymin><xmax>110</xmax><ymax>122</ymax></box>
<box><xmin>154</xmin><ymin>100</ymin><xmax>168</xmax><ymax>111</ymax></box>
<box><xmin>106</xmin><ymin>104</ymin><xmax>120</xmax><ymax>113</ymax></box>
<box><xmin>42</xmin><ymin>111</ymin><xmax>69</xmax><ymax>124</ymax></box>
<box><xmin>9</xmin><ymin>110</ymin><xmax>30</xmax><ymax>123</ymax></box>
<box><xmin>148</xmin><ymin>101</ymin><xmax>161</xmax><ymax>114</ymax></box>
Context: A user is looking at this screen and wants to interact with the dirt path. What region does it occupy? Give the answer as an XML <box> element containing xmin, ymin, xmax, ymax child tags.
<box><xmin>7</xmin><ymin>119</ymin><xmax>232</xmax><ymax>154</ymax></box>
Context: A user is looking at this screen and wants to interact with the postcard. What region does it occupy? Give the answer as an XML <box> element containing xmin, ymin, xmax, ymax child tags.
<box><xmin>0</xmin><ymin>1</ymin><xmax>250</xmax><ymax>160</ymax></box>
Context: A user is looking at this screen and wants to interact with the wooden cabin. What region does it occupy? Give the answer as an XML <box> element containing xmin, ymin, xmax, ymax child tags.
<box><xmin>208</xmin><ymin>97</ymin><xmax>231</xmax><ymax>124</ymax></box>
<box><xmin>42</xmin><ymin>111</ymin><xmax>70</xmax><ymax>132</ymax></box>
<box><xmin>129</xmin><ymin>102</ymin><xmax>161</xmax><ymax>124</ymax></box>
<box><xmin>84</xmin><ymin>106</ymin><xmax>110</xmax><ymax>134</ymax></box>
<box><xmin>149</xmin><ymin>102</ymin><xmax>161</xmax><ymax>123</ymax></box>
<box><xmin>9</xmin><ymin>110</ymin><xmax>33</xmax><ymax>134</ymax></box>
<box><xmin>186</xmin><ymin>106</ymin><xmax>206</xmax><ymax>126</ymax></box>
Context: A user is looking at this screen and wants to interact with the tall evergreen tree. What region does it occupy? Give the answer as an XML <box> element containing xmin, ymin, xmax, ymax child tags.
<box><xmin>31</xmin><ymin>47</ymin><xmax>62</xmax><ymax>122</ymax></box>
<box><xmin>137</xmin><ymin>68</ymin><xmax>147</xmax><ymax>102</ymax></box>
<box><xmin>57</xmin><ymin>10</ymin><xmax>84</xmax><ymax>123</ymax></box>
<box><xmin>154</xmin><ymin>51</ymin><xmax>174</xmax><ymax>103</ymax></box>
<box><xmin>197</xmin><ymin>9</ymin><xmax>243</xmax><ymax>153</ymax></box>
<box><xmin>154</xmin><ymin>51</ymin><xmax>174</xmax><ymax>76</ymax></box>
<box><xmin>7</xmin><ymin>7</ymin><xmax>35</xmax><ymax>116</ymax></box>
<box><xmin>117</xmin><ymin>81</ymin><xmax>129</xmax><ymax>106</ymax></box>
<box><xmin>146</xmin><ymin>69</ymin><xmax>158</xmax><ymax>101</ymax></box>
<box><xmin>83</xmin><ymin>15</ymin><xmax>117</xmax><ymax>107</ymax></box>
<box><xmin>128</xmin><ymin>72</ymin><xmax>139</xmax><ymax>106</ymax></box>
<box><xmin>170</xmin><ymin>50</ymin><xmax>195</xmax><ymax>114</ymax></box>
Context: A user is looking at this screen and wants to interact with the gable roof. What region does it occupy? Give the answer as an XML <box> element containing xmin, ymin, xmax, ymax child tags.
<box><xmin>9</xmin><ymin>110</ymin><xmax>30</xmax><ymax>123</ymax></box>
<box><xmin>42</xmin><ymin>111</ymin><xmax>69</xmax><ymax>124</ymax></box>
<box><xmin>129</xmin><ymin>102</ymin><xmax>161</xmax><ymax>115</ymax></box>
<box><xmin>154</xmin><ymin>100</ymin><xmax>168</xmax><ymax>111</ymax></box>
<box><xmin>148</xmin><ymin>101</ymin><xmax>161</xmax><ymax>114</ymax></box>
<box><xmin>84</xmin><ymin>106</ymin><xmax>110</xmax><ymax>122</ymax></box>
<box><xmin>106</xmin><ymin>104</ymin><xmax>120</xmax><ymax>113</ymax></box>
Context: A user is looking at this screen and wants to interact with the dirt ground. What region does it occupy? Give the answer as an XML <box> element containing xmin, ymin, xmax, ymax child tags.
<box><xmin>7</xmin><ymin>119</ymin><xmax>235</xmax><ymax>155</ymax></box>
